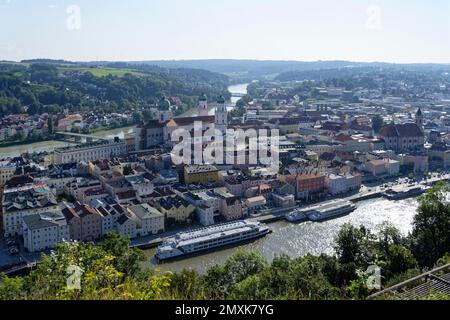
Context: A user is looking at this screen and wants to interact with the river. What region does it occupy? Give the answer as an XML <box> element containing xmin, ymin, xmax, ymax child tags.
<box><xmin>143</xmin><ymin>198</ymin><xmax>419</xmax><ymax>273</ymax></box>
<box><xmin>0</xmin><ymin>126</ymin><xmax>137</xmax><ymax>158</ymax></box>
<box><xmin>229</xmin><ymin>83</ymin><xmax>250</xmax><ymax>105</ymax></box>
<box><xmin>181</xmin><ymin>83</ymin><xmax>250</xmax><ymax>117</ymax></box>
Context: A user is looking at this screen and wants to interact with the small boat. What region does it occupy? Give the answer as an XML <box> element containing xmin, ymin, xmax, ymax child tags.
<box><xmin>382</xmin><ymin>186</ymin><xmax>424</xmax><ymax>201</ymax></box>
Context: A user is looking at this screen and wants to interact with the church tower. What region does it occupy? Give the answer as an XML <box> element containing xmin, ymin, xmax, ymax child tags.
<box><xmin>215</xmin><ymin>95</ymin><xmax>228</xmax><ymax>135</ymax></box>
<box><xmin>416</xmin><ymin>108</ymin><xmax>424</xmax><ymax>131</ymax></box>
<box><xmin>198</xmin><ymin>93</ymin><xmax>208</xmax><ymax>116</ymax></box>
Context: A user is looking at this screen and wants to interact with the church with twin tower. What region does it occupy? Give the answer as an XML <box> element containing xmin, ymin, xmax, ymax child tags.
<box><xmin>136</xmin><ymin>94</ymin><xmax>229</xmax><ymax>150</ymax></box>
<box><xmin>197</xmin><ymin>93</ymin><xmax>228</xmax><ymax>135</ymax></box>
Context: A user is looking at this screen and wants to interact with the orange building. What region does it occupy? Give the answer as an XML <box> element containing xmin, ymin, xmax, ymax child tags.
<box><xmin>296</xmin><ymin>173</ymin><xmax>326</xmax><ymax>201</ymax></box>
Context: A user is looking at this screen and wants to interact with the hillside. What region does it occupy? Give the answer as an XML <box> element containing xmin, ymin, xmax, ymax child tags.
<box><xmin>0</xmin><ymin>61</ymin><xmax>230</xmax><ymax>117</ymax></box>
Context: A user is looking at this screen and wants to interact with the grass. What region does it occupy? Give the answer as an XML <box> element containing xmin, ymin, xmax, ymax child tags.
<box><xmin>58</xmin><ymin>66</ymin><xmax>144</xmax><ymax>77</ymax></box>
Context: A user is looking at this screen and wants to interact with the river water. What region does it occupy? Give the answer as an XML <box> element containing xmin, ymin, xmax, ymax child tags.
<box><xmin>0</xmin><ymin>126</ymin><xmax>136</xmax><ymax>158</ymax></box>
<box><xmin>181</xmin><ymin>83</ymin><xmax>250</xmax><ymax>117</ymax></box>
<box><xmin>144</xmin><ymin>198</ymin><xmax>419</xmax><ymax>273</ymax></box>
<box><xmin>229</xmin><ymin>83</ymin><xmax>249</xmax><ymax>105</ymax></box>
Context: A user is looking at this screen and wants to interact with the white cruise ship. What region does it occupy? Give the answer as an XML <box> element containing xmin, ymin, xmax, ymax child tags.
<box><xmin>306</xmin><ymin>200</ymin><xmax>356</xmax><ymax>222</ymax></box>
<box><xmin>155</xmin><ymin>221</ymin><xmax>271</xmax><ymax>261</ymax></box>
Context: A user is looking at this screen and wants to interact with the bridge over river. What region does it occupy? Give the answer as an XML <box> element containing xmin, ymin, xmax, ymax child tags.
<box><xmin>55</xmin><ymin>131</ymin><xmax>110</xmax><ymax>143</ymax></box>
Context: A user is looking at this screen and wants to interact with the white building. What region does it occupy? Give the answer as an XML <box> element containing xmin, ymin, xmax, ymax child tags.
<box><xmin>53</xmin><ymin>140</ymin><xmax>126</xmax><ymax>164</ymax></box>
<box><xmin>22</xmin><ymin>211</ymin><xmax>70</xmax><ymax>252</ymax></box>
<box><xmin>185</xmin><ymin>191</ymin><xmax>221</xmax><ymax>218</ymax></box>
<box><xmin>125</xmin><ymin>174</ymin><xmax>154</xmax><ymax>197</ymax></box>
<box><xmin>65</xmin><ymin>177</ymin><xmax>103</xmax><ymax>201</ymax></box>
<box><xmin>38</xmin><ymin>175</ymin><xmax>76</xmax><ymax>196</ymax></box>
<box><xmin>365</xmin><ymin>159</ymin><xmax>400</xmax><ymax>177</ymax></box>
<box><xmin>325</xmin><ymin>173</ymin><xmax>362</xmax><ymax>195</ymax></box>
<box><xmin>196</xmin><ymin>204</ymin><xmax>215</xmax><ymax>226</ymax></box>
<box><xmin>116</xmin><ymin>214</ymin><xmax>137</xmax><ymax>238</ymax></box>
<box><xmin>128</xmin><ymin>203</ymin><xmax>165</xmax><ymax>237</ymax></box>
<box><xmin>0</xmin><ymin>161</ymin><xmax>16</xmax><ymax>186</ymax></box>
<box><xmin>385</xmin><ymin>159</ymin><xmax>401</xmax><ymax>176</ymax></box>
<box><xmin>2</xmin><ymin>184</ymin><xmax>59</xmax><ymax>237</ymax></box>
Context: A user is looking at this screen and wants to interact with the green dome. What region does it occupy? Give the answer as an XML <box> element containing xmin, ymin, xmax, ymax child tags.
<box><xmin>199</xmin><ymin>93</ymin><xmax>208</xmax><ymax>102</ymax></box>
<box><xmin>217</xmin><ymin>95</ymin><xmax>226</xmax><ymax>104</ymax></box>
<box><xmin>416</xmin><ymin>108</ymin><xmax>422</xmax><ymax>116</ymax></box>
<box><xmin>158</xmin><ymin>96</ymin><xmax>171</xmax><ymax>109</ymax></box>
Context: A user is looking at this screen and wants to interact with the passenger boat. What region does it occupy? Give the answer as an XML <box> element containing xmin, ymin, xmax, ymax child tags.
<box><xmin>306</xmin><ymin>200</ymin><xmax>356</xmax><ymax>222</ymax></box>
<box><xmin>155</xmin><ymin>221</ymin><xmax>271</xmax><ymax>261</ymax></box>
<box><xmin>382</xmin><ymin>186</ymin><xmax>424</xmax><ymax>201</ymax></box>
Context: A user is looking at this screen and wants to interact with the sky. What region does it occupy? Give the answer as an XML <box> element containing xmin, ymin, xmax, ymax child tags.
<box><xmin>1</xmin><ymin>0</ymin><xmax>450</xmax><ymax>63</ymax></box>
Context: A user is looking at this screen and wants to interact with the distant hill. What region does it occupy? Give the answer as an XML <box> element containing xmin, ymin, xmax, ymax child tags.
<box><xmin>102</xmin><ymin>59</ymin><xmax>450</xmax><ymax>82</ymax></box>
<box><xmin>127</xmin><ymin>59</ymin><xmax>371</xmax><ymax>82</ymax></box>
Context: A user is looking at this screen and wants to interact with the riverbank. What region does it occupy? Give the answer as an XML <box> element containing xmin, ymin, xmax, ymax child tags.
<box><xmin>0</xmin><ymin>125</ymin><xmax>137</xmax><ymax>158</ymax></box>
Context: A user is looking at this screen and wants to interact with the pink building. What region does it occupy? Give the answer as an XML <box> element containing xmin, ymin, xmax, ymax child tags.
<box><xmin>62</xmin><ymin>202</ymin><xmax>103</xmax><ymax>241</ymax></box>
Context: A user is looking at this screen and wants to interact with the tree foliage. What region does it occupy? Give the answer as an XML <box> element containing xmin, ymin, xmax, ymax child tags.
<box><xmin>0</xmin><ymin>62</ymin><xmax>230</xmax><ymax>117</ymax></box>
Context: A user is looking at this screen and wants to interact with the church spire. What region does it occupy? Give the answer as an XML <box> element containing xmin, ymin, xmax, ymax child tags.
<box><xmin>416</xmin><ymin>108</ymin><xmax>423</xmax><ymax>130</ymax></box>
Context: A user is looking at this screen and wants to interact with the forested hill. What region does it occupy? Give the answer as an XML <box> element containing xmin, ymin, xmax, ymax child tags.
<box><xmin>275</xmin><ymin>64</ymin><xmax>450</xmax><ymax>82</ymax></box>
<box><xmin>108</xmin><ymin>59</ymin><xmax>450</xmax><ymax>83</ymax></box>
<box><xmin>0</xmin><ymin>61</ymin><xmax>230</xmax><ymax>117</ymax></box>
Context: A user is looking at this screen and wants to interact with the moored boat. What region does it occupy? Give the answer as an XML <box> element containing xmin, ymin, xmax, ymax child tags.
<box><xmin>155</xmin><ymin>221</ymin><xmax>271</xmax><ymax>261</ymax></box>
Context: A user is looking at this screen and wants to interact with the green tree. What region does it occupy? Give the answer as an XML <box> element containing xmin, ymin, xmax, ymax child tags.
<box><xmin>202</xmin><ymin>251</ymin><xmax>266</xmax><ymax>299</ymax></box>
<box><xmin>230</xmin><ymin>275</ymin><xmax>263</xmax><ymax>300</ymax></box>
<box><xmin>372</xmin><ymin>115</ymin><xmax>384</xmax><ymax>134</ymax></box>
<box><xmin>13</xmin><ymin>131</ymin><xmax>26</xmax><ymax>141</ymax></box>
<box><xmin>47</xmin><ymin>115</ymin><xmax>54</xmax><ymax>135</ymax></box>
<box><xmin>168</xmin><ymin>269</ymin><xmax>204</xmax><ymax>300</ymax></box>
<box><xmin>385</xmin><ymin>244</ymin><xmax>418</xmax><ymax>276</ymax></box>
<box><xmin>132</xmin><ymin>111</ymin><xmax>143</xmax><ymax>124</ymax></box>
<box><xmin>334</xmin><ymin>224</ymin><xmax>376</xmax><ymax>281</ymax></box>
<box><xmin>0</xmin><ymin>274</ymin><xmax>25</xmax><ymax>300</ymax></box>
<box><xmin>142</xmin><ymin>109</ymin><xmax>153</xmax><ymax>121</ymax></box>
<box><xmin>289</xmin><ymin>254</ymin><xmax>341</xmax><ymax>300</ymax></box>
<box><xmin>410</xmin><ymin>182</ymin><xmax>450</xmax><ymax>267</ymax></box>
<box><xmin>0</xmin><ymin>235</ymin><xmax>169</xmax><ymax>300</ymax></box>
<box><xmin>99</xmin><ymin>232</ymin><xmax>145</xmax><ymax>277</ymax></box>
